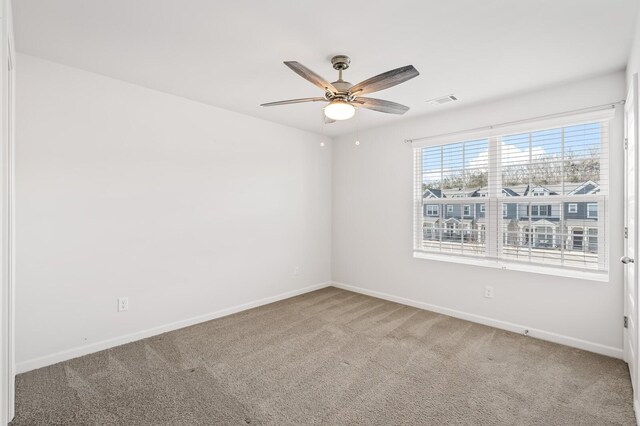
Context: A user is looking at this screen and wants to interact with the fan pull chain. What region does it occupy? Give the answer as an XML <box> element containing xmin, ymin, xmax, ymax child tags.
<box><xmin>320</xmin><ymin>110</ymin><xmax>326</xmax><ymax>147</ymax></box>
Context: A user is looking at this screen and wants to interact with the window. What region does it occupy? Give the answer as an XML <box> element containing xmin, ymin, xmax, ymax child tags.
<box><xmin>426</xmin><ymin>205</ymin><xmax>439</xmax><ymax>216</ymax></box>
<box><xmin>529</xmin><ymin>204</ymin><xmax>552</xmax><ymax>216</ymax></box>
<box><xmin>414</xmin><ymin>113</ymin><xmax>610</xmax><ymax>277</ymax></box>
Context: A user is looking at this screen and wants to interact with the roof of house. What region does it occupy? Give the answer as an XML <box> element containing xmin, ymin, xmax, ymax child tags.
<box><xmin>568</xmin><ymin>180</ymin><xmax>600</xmax><ymax>195</ymax></box>
<box><xmin>423</xmin><ymin>181</ymin><xmax>599</xmax><ymax>199</ymax></box>
<box><xmin>522</xmin><ymin>184</ymin><xmax>559</xmax><ymax>196</ymax></box>
<box><xmin>502</xmin><ymin>188</ymin><xmax>520</xmax><ymax>197</ymax></box>
<box><xmin>423</xmin><ymin>188</ymin><xmax>444</xmax><ymax>198</ymax></box>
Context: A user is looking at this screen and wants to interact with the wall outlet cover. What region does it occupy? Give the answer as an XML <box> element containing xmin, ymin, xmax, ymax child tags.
<box><xmin>484</xmin><ymin>286</ymin><xmax>494</xmax><ymax>299</ymax></box>
<box><xmin>118</xmin><ymin>297</ymin><xmax>129</xmax><ymax>312</ymax></box>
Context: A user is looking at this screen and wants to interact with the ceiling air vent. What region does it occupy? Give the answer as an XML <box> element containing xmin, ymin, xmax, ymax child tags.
<box><xmin>426</xmin><ymin>95</ymin><xmax>458</xmax><ymax>105</ymax></box>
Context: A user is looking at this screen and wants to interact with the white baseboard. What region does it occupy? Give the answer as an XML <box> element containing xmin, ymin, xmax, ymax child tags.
<box><xmin>16</xmin><ymin>281</ymin><xmax>332</xmax><ymax>374</ymax></box>
<box><xmin>331</xmin><ymin>281</ymin><xmax>624</xmax><ymax>359</ymax></box>
<box><xmin>18</xmin><ymin>280</ymin><xmax>624</xmax><ymax>373</ymax></box>
<box><xmin>634</xmin><ymin>399</ymin><xmax>639</xmax><ymax>426</ymax></box>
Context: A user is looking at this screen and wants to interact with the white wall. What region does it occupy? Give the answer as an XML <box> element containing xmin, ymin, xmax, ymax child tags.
<box><xmin>15</xmin><ymin>54</ymin><xmax>332</xmax><ymax>370</ymax></box>
<box><xmin>627</xmin><ymin>5</ymin><xmax>640</xmax><ymax>86</ymax></box>
<box><xmin>332</xmin><ymin>71</ymin><xmax>627</xmax><ymax>357</ymax></box>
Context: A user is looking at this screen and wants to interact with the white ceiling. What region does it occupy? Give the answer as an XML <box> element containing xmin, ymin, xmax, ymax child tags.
<box><xmin>14</xmin><ymin>0</ymin><xmax>639</xmax><ymax>136</ymax></box>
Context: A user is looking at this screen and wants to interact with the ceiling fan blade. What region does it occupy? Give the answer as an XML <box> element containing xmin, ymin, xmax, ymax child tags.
<box><xmin>353</xmin><ymin>97</ymin><xmax>410</xmax><ymax>114</ymax></box>
<box><xmin>349</xmin><ymin>65</ymin><xmax>419</xmax><ymax>96</ymax></box>
<box><xmin>260</xmin><ymin>97</ymin><xmax>327</xmax><ymax>107</ymax></box>
<box><xmin>284</xmin><ymin>61</ymin><xmax>338</xmax><ymax>93</ymax></box>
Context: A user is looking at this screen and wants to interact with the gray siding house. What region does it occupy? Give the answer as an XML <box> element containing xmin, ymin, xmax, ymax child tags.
<box><xmin>422</xmin><ymin>181</ymin><xmax>599</xmax><ymax>252</ymax></box>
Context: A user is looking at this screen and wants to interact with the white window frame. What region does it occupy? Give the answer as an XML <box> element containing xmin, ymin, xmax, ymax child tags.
<box><xmin>447</xmin><ymin>205</ymin><xmax>453</xmax><ymax>213</ymax></box>
<box><xmin>568</xmin><ymin>203</ymin><xmax>578</xmax><ymax>213</ymax></box>
<box><xmin>463</xmin><ymin>205</ymin><xmax>471</xmax><ymax>216</ymax></box>
<box><xmin>587</xmin><ymin>203</ymin><xmax>598</xmax><ymax>218</ymax></box>
<box><xmin>412</xmin><ymin>109</ymin><xmax>613</xmax><ymax>281</ymax></box>
<box><xmin>480</xmin><ymin>204</ymin><xmax>486</xmax><ymax>213</ymax></box>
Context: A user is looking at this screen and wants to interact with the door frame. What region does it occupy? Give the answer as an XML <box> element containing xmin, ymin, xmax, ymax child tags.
<box><xmin>1</xmin><ymin>0</ymin><xmax>14</xmax><ymax>421</ymax></box>
<box><xmin>624</xmin><ymin>72</ymin><xmax>640</xmax><ymax>416</ymax></box>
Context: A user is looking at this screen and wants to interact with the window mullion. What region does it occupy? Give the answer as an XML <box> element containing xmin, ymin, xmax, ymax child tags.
<box><xmin>487</xmin><ymin>136</ymin><xmax>500</xmax><ymax>258</ymax></box>
<box><xmin>598</xmin><ymin>197</ymin><xmax>606</xmax><ymax>270</ymax></box>
<box><xmin>414</xmin><ymin>148</ymin><xmax>423</xmax><ymax>251</ymax></box>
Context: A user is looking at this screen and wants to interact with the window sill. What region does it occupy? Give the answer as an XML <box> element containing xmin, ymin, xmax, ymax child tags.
<box><xmin>413</xmin><ymin>251</ymin><xmax>609</xmax><ymax>282</ymax></box>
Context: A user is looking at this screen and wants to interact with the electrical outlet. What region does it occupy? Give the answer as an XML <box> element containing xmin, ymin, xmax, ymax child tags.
<box><xmin>293</xmin><ymin>266</ymin><xmax>300</xmax><ymax>276</ymax></box>
<box><xmin>484</xmin><ymin>286</ymin><xmax>494</xmax><ymax>299</ymax></box>
<box><xmin>118</xmin><ymin>297</ymin><xmax>129</xmax><ymax>312</ymax></box>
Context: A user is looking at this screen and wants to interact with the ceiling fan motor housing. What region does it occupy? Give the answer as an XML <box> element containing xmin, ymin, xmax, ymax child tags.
<box><xmin>331</xmin><ymin>55</ymin><xmax>350</xmax><ymax>70</ymax></box>
<box><xmin>332</xmin><ymin>81</ymin><xmax>353</xmax><ymax>94</ymax></box>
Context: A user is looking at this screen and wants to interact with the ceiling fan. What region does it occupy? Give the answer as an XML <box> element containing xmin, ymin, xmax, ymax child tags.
<box><xmin>261</xmin><ymin>55</ymin><xmax>419</xmax><ymax>122</ymax></box>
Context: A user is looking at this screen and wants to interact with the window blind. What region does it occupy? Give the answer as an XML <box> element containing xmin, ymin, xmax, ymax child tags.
<box><xmin>413</xmin><ymin>111</ymin><xmax>612</xmax><ymax>274</ymax></box>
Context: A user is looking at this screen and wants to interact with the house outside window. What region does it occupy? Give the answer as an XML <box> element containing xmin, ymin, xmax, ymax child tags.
<box><xmin>426</xmin><ymin>205</ymin><xmax>439</xmax><ymax>216</ymax></box>
<box><xmin>414</xmin><ymin>112</ymin><xmax>611</xmax><ymax>278</ymax></box>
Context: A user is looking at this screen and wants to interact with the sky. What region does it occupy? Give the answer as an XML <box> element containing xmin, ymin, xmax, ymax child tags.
<box><xmin>422</xmin><ymin>122</ymin><xmax>602</xmax><ymax>186</ymax></box>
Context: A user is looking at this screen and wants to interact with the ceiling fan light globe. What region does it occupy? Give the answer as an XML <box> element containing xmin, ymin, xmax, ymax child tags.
<box><xmin>324</xmin><ymin>101</ymin><xmax>355</xmax><ymax>121</ymax></box>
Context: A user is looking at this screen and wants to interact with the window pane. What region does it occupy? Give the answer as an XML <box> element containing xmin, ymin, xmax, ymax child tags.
<box><xmin>420</xmin><ymin>202</ymin><xmax>486</xmax><ymax>257</ymax></box>
<box><xmin>499</xmin><ymin>122</ymin><xmax>604</xmax><ymax>197</ymax></box>
<box><xmin>422</xmin><ymin>145</ymin><xmax>442</xmax><ymax>191</ymax></box>
<box><xmin>530</xmin><ymin>128</ymin><xmax>563</xmax><ymax>190</ymax></box>
<box><xmin>422</xmin><ymin>139</ymin><xmax>489</xmax><ymax>195</ymax></box>
<box><xmin>564</xmin><ymin>123</ymin><xmax>602</xmax><ymax>195</ymax></box>
<box><xmin>500</xmin><ymin>201</ymin><xmax>602</xmax><ymax>270</ymax></box>
<box><xmin>501</xmin><ymin>132</ymin><xmax>530</xmax><ymax>188</ymax></box>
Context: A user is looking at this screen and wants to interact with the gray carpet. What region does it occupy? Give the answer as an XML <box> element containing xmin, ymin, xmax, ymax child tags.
<box><xmin>10</xmin><ymin>287</ymin><xmax>636</xmax><ymax>425</ymax></box>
